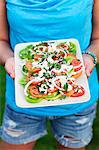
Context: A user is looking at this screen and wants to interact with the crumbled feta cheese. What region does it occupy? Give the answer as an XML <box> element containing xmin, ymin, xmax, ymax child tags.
<box><xmin>39</xmin><ymin>84</ymin><xmax>48</xmax><ymax>94</ymax></box>
<box><xmin>41</xmin><ymin>60</ymin><xmax>49</xmax><ymax>70</ymax></box>
<box><xmin>32</xmin><ymin>62</ymin><xmax>39</xmax><ymax>67</ymax></box>
<box><xmin>38</xmin><ymin>69</ymin><xmax>46</xmax><ymax>77</ymax></box>
<box><xmin>47</xmin><ymin>56</ymin><xmax>54</xmax><ymax>63</ymax></box>
<box><xmin>65</xmin><ymin>65</ymin><xmax>73</xmax><ymax>72</ymax></box>
<box><xmin>67</xmin><ymin>84</ymin><xmax>73</xmax><ymax>92</ymax></box>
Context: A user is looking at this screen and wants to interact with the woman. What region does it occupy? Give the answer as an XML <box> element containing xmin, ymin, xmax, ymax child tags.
<box><xmin>0</xmin><ymin>0</ymin><xmax>99</xmax><ymax>150</ymax></box>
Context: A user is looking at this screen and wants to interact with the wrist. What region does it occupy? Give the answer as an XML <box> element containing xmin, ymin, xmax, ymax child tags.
<box><xmin>82</xmin><ymin>51</ymin><xmax>97</xmax><ymax>66</ymax></box>
<box><xmin>3</xmin><ymin>52</ymin><xmax>14</xmax><ymax>66</ymax></box>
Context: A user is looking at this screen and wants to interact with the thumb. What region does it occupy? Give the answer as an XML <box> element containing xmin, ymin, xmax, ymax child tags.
<box><xmin>5</xmin><ymin>62</ymin><xmax>15</xmax><ymax>79</ymax></box>
<box><xmin>10</xmin><ymin>71</ymin><xmax>15</xmax><ymax>79</ymax></box>
<box><xmin>85</xmin><ymin>67</ymin><xmax>91</xmax><ymax>78</ymax></box>
<box><xmin>85</xmin><ymin>65</ymin><xmax>92</xmax><ymax>78</ymax></box>
<box><xmin>10</xmin><ymin>64</ymin><xmax>15</xmax><ymax>79</ymax></box>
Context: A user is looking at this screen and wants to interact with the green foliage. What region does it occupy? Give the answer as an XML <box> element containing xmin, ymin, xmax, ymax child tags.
<box><xmin>0</xmin><ymin>66</ymin><xmax>6</xmax><ymax>125</ymax></box>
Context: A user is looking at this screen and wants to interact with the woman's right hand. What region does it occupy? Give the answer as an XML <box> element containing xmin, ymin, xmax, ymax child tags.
<box><xmin>4</xmin><ymin>57</ymin><xmax>15</xmax><ymax>79</ymax></box>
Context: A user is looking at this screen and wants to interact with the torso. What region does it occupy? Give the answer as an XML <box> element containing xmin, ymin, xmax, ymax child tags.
<box><xmin>5</xmin><ymin>0</ymin><xmax>98</xmax><ymax>116</ymax></box>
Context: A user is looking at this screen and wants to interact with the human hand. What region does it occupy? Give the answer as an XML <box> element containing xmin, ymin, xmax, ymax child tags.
<box><xmin>82</xmin><ymin>54</ymin><xmax>95</xmax><ymax>78</ymax></box>
<box><xmin>4</xmin><ymin>57</ymin><xmax>15</xmax><ymax>79</ymax></box>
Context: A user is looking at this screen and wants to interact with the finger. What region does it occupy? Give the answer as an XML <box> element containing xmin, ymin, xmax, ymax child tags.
<box><xmin>83</xmin><ymin>61</ymin><xmax>88</xmax><ymax>70</ymax></box>
<box><xmin>85</xmin><ymin>64</ymin><xmax>91</xmax><ymax>77</ymax></box>
<box><xmin>10</xmin><ymin>73</ymin><xmax>15</xmax><ymax>79</ymax></box>
<box><xmin>10</xmin><ymin>68</ymin><xmax>15</xmax><ymax>78</ymax></box>
<box><xmin>12</xmin><ymin>61</ymin><xmax>15</xmax><ymax>69</ymax></box>
<box><xmin>86</xmin><ymin>69</ymin><xmax>91</xmax><ymax>78</ymax></box>
<box><xmin>8</xmin><ymin>68</ymin><xmax>15</xmax><ymax>79</ymax></box>
<box><xmin>10</xmin><ymin>63</ymin><xmax>15</xmax><ymax>78</ymax></box>
<box><xmin>87</xmin><ymin>64</ymin><xmax>94</xmax><ymax>73</ymax></box>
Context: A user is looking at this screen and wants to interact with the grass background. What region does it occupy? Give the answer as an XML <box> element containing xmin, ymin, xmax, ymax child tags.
<box><xmin>0</xmin><ymin>65</ymin><xmax>99</xmax><ymax>150</ymax></box>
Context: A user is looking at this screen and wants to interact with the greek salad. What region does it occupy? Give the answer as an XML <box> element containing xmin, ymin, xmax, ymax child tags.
<box><xmin>19</xmin><ymin>41</ymin><xmax>85</xmax><ymax>103</ymax></box>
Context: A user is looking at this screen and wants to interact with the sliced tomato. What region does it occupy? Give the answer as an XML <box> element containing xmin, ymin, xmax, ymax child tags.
<box><xmin>53</xmin><ymin>51</ymin><xmax>65</xmax><ymax>60</ymax></box>
<box><xmin>64</xmin><ymin>45</ymin><xmax>69</xmax><ymax>50</ymax></box>
<box><xmin>47</xmin><ymin>87</ymin><xmax>58</xmax><ymax>93</ymax></box>
<box><xmin>29</xmin><ymin>85</ymin><xmax>39</xmax><ymax>95</ymax></box>
<box><xmin>26</xmin><ymin>61</ymin><xmax>32</xmax><ymax>71</ymax></box>
<box><xmin>47</xmin><ymin>80</ymin><xmax>61</xmax><ymax>93</ymax></box>
<box><xmin>71</xmin><ymin>59</ymin><xmax>82</xmax><ymax>72</ymax></box>
<box><xmin>71</xmin><ymin>85</ymin><xmax>85</xmax><ymax>97</ymax></box>
<box><xmin>29</xmin><ymin>85</ymin><xmax>47</xmax><ymax>98</ymax></box>
<box><xmin>67</xmin><ymin>53</ymin><xmax>77</xmax><ymax>58</ymax></box>
<box><xmin>34</xmin><ymin>54</ymin><xmax>42</xmax><ymax>61</ymax></box>
<box><xmin>39</xmin><ymin>47</ymin><xmax>43</xmax><ymax>51</ymax></box>
<box><xmin>72</xmin><ymin>71</ymin><xmax>82</xmax><ymax>79</ymax></box>
<box><xmin>52</xmin><ymin>71</ymin><xmax>66</xmax><ymax>76</ymax></box>
<box><xmin>26</xmin><ymin>61</ymin><xmax>41</xmax><ymax>73</ymax></box>
<box><xmin>31</xmin><ymin>81</ymin><xmax>41</xmax><ymax>85</ymax></box>
<box><xmin>32</xmin><ymin>68</ymin><xmax>41</xmax><ymax>73</ymax></box>
<box><xmin>71</xmin><ymin>59</ymin><xmax>81</xmax><ymax>67</ymax></box>
<box><xmin>55</xmin><ymin>79</ymin><xmax>61</xmax><ymax>87</ymax></box>
<box><xmin>59</xmin><ymin>44</ymin><xmax>69</xmax><ymax>50</ymax></box>
<box><xmin>59</xmin><ymin>51</ymin><xmax>65</xmax><ymax>57</ymax></box>
<box><xmin>74</xmin><ymin>66</ymin><xmax>82</xmax><ymax>72</ymax></box>
<box><xmin>64</xmin><ymin>90</ymin><xmax>74</xmax><ymax>97</ymax></box>
<box><xmin>71</xmin><ymin>59</ymin><xmax>82</xmax><ymax>78</ymax></box>
<box><xmin>67</xmin><ymin>80</ymin><xmax>74</xmax><ymax>85</ymax></box>
<box><xmin>60</xmin><ymin>53</ymin><xmax>65</xmax><ymax>57</ymax></box>
<box><xmin>53</xmin><ymin>57</ymin><xmax>59</xmax><ymax>60</ymax></box>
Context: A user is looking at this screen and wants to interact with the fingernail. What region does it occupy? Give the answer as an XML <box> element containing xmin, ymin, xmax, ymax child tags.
<box><xmin>10</xmin><ymin>74</ymin><xmax>14</xmax><ymax>78</ymax></box>
<box><xmin>87</xmin><ymin>73</ymin><xmax>90</xmax><ymax>77</ymax></box>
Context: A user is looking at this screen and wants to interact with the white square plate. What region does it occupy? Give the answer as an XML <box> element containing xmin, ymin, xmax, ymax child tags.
<box><xmin>15</xmin><ymin>38</ymin><xmax>90</xmax><ymax>108</ymax></box>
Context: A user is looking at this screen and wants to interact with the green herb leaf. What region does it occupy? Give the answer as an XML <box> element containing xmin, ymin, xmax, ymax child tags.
<box><xmin>54</xmin><ymin>63</ymin><xmax>61</xmax><ymax>70</ymax></box>
<box><xmin>22</xmin><ymin>65</ymin><xmax>28</xmax><ymax>73</ymax></box>
<box><xmin>64</xmin><ymin>83</ymin><xmax>68</xmax><ymax>91</ymax></box>
<box><xmin>40</xmin><ymin>91</ymin><xmax>45</xmax><ymax>94</ymax></box>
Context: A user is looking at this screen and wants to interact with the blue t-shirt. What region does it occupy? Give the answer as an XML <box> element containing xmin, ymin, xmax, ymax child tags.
<box><xmin>6</xmin><ymin>0</ymin><xmax>99</xmax><ymax>116</ymax></box>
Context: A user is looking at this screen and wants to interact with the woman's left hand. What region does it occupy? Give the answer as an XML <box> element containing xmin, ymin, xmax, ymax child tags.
<box><xmin>82</xmin><ymin>54</ymin><xmax>95</xmax><ymax>78</ymax></box>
